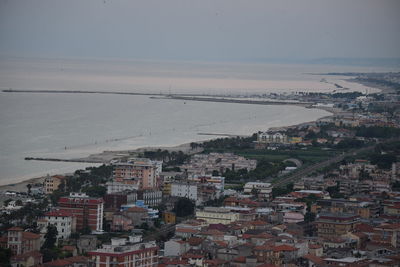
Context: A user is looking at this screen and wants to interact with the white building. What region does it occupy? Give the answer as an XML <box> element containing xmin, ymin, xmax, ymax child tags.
<box><xmin>188</xmin><ymin>175</ymin><xmax>225</xmax><ymax>191</ymax></box>
<box><xmin>106</xmin><ymin>181</ymin><xmax>139</xmax><ymax>194</ymax></box>
<box><xmin>257</xmin><ymin>132</ymin><xmax>288</xmax><ymax>144</ymax></box>
<box><xmin>88</xmin><ymin>236</ymin><xmax>158</xmax><ymax>267</ymax></box>
<box><xmin>38</xmin><ymin>210</ymin><xmax>76</xmax><ymax>241</ymax></box>
<box><xmin>171</xmin><ymin>182</ymin><xmax>198</xmax><ymax>203</ymax></box>
<box><xmin>164</xmin><ymin>239</ymin><xmax>189</xmax><ymax>257</ymax></box>
<box><xmin>243</xmin><ymin>182</ymin><xmax>272</xmax><ymax>199</ymax></box>
<box><xmin>196</xmin><ymin>207</ymin><xmax>241</xmax><ymax>225</ymax></box>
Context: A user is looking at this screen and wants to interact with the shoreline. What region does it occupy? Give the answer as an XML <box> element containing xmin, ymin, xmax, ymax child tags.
<box><xmin>0</xmin><ymin>108</ymin><xmax>335</xmax><ymax>192</ymax></box>
<box><xmin>0</xmin><ymin>142</ymin><xmax>199</xmax><ymax>192</ymax></box>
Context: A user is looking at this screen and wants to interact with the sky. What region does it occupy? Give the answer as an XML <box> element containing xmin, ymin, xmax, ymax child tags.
<box><xmin>0</xmin><ymin>0</ymin><xmax>399</xmax><ymax>62</ymax></box>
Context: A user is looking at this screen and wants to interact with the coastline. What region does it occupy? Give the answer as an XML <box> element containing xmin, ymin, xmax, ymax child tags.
<box><xmin>0</xmin><ymin>106</ymin><xmax>335</xmax><ymax>192</ymax></box>
<box><xmin>0</xmin><ymin>142</ymin><xmax>197</xmax><ymax>193</ymax></box>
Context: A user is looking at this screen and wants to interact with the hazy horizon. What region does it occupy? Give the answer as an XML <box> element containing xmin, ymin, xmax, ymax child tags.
<box><xmin>1</xmin><ymin>0</ymin><xmax>399</xmax><ymax>63</ymax></box>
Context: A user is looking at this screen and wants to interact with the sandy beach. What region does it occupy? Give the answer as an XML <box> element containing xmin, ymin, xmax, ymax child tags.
<box><xmin>0</xmin><ymin>142</ymin><xmax>199</xmax><ymax>193</ymax></box>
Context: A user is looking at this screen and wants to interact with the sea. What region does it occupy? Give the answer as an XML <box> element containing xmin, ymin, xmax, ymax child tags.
<box><xmin>0</xmin><ymin>57</ymin><xmax>398</xmax><ymax>185</ymax></box>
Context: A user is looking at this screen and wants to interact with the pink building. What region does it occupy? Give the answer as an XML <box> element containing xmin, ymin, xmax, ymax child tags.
<box><xmin>113</xmin><ymin>159</ymin><xmax>162</xmax><ymax>189</ymax></box>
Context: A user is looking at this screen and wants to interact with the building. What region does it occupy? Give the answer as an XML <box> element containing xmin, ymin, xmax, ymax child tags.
<box><xmin>196</xmin><ymin>207</ymin><xmax>240</xmax><ymax>225</ymax></box>
<box><xmin>312</xmin><ymin>199</ymin><xmax>379</xmax><ymax>219</ymax></box>
<box><xmin>188</xmin><ymin>176</ymin><xmax>225</xmax><ymax>191</ymax></box>
<box><xmin>137</xmin><ymin>189</ymin><xmax>162</xmax><ymax>207</ymax></box>
<box><xmin>106</xmin><ymin>181</ymin><xmax>139</xmax><ymax>194</ymax></box>
<box><xmin>104</xmin><ymin>191</ymin><xmax>137</xmax><ymax>210</ymax></box>
<box><xmin>38</xmin><ymin>210</ymin><xmax>77</xmax><ymax>240</ymax></box>
<box><xmin>88</xmin><ymin>236</ymin><xmax>158</xmax><ymax>267</ymax></box>
<box><xmin>57</xmin><ymin>192</ymin><xmax>104</xmax><ymax>232</ymax></box>
<box><xmin>164</xmin><ymin>239</ymin><xmax>189</xmax><ymax>257</ymax></box>
<box><xmin>113</xmin><ymin>158</ymin><xmax>162</xmax><ymax>189</ymax></box>
<box><xmin>257</xmin><ymin>132</ymin><xmax>289</xmax><ymax>144</ymax></box>
<box><xmin>316</xmin><ymin>213</ymin><xmax>360</xmax><ymax>239</ymax></box>
<box><xmin>122</xmin><ymin>206</ymin><xmax>149</xmax><ymax>226</ymax></box>
<box><xmin>44</xmin><ymin>175</ymin><xmax>66</xmax><ymax>194</ymax></box>
<box><xmin>120</xmin><ymin>200</ymin><xmax>159</xmax><ymax>225</ymax></box>
<box><xmin>243</xmin><ymin>182</ymin><xmax>272</xmax><ymax>199</ymax></box>
<box><xmin>111</xmin><ymin>213</ymin><xmax>134</xmax><ymax>232</ymax></box>
<box><xmin>181</xmin><ymin>153</ymin><xmax>256</xmax><ymax>175</ymax></box>
<box><xmin>0</xmin><ymin>227</ymin><xmax>43</xmax><ymax>267</ymax></box>
<box><xmin>171</xmin><ymin>182</ymin><xmax>198</xmax><ymax>202</ymax></box>
<box><xmin>163</xmin><ymin>211</ymin><xmax>176</xmax><ymax>224</ymax></box>
<box><xmin>5</xmin><ymin>227</ymin><xmax>41</xmax><ymax>256</ymax></box>
<box><xmin>77</xmin><ymin>235</ymin><xmax>98</xmax><ymax>254</ymax></box>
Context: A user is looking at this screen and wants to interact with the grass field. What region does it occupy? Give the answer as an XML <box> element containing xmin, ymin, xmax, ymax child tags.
<box><xmin>204</xmin><ymin>146</ymin><xmax>339</xmax><ymax>165</ymax></box>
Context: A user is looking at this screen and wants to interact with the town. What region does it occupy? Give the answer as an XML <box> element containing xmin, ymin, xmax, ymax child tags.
<box><xmin>1</xmin><ymin>72</ymin><xmax>400</xmax><ymax>267</ymax></box>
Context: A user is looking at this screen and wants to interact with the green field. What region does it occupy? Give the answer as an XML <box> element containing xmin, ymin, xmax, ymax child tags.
<box><xmin>204</xmin><ymin>146</ymin><xmax>339</xmax><ymax>165</ymax></box>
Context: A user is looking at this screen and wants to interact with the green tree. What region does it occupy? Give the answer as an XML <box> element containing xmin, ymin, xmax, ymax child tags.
<box><xmin>304</xmin><ymin>212</ymin><xmax>316</xmax><ymax>223</ymax></box>
<box><xmin>392</xmin><ymin>181</ymin><xmax>400</xmax><ymax>191</ymax></box>
<box><xmin>82</xmin><ymin>185</ymin><xmax>107</xmax><ymax>198</ymax></box>
<box><xmin>0</xmin><ymin>248</ymin><xmax>11</xmax><ymax>267</ymax></box>
<box><xmin>41</xmin><ymin>225</ymin><xmax>58</xmax><ymax>250</ymax></box>
<box><xmin>3</xmin><ymin>199</ymin><xmax>12</xmax><ymax>207</ymax></box>
<box><xmin>139</xmin><ymin>222</ymin><xmax>149</xmax><ymax>231</ymax></box>
<box><xmin>173</xmin><ymin>198</ymin><xmax>195</xmax><ymax>217</ymax></box>
<box><xmin>26</xmin><ymin>184</ymin><xmax>32</xmax><ymax>194</ymax></box>
<box><xmin>15</xmin><ymin>199</ymin><xmax>23</xmax><ymax>206</ymax></box>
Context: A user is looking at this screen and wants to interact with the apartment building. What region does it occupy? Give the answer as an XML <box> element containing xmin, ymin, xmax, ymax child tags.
<box><xmin>316</xmin><ymin>213</ymin><xmax>360</xmax><ymax>239</ymax></box>
<box><xmin>38</xmin><ymin>210</ymin><xmax>77</xmax><ymax>240</ymax></box>
<box><xmin>113</xmin><ymin>158</ymin><xmax>162</xmax><ymax>189</ymax></box>
<box><xmin>196</xmin><ymin>207</ymin><xmax>240</xmax><ymax>225</ymax></box>
<box><xmin>44</xmin><ymin>175</ymin><xmax>66</xmax><ymax>194</ymax></box>
<box><xmin>57</xmin><ymin>192</ymin><xmax>104</xmax><ymax>232</ymax></box>
<box><xmin>88</xmin><ymin>236</ymin><xmax>158</xmax><ymax>267</ymax></box>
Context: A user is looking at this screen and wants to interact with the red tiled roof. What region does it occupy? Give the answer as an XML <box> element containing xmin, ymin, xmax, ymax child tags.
<box><xmin>162</xmin><ymin>259</ymin><xmax>189</xmax><ymax>265</ymax></box>
<box><xmin>176</xmin><ymin>228</ymin><xmax>199</xmax><ymax>233</ymax></box>
<box><xmin>126</xmin><ymin>206</ymin><xmax>147</xmax><ymax>212</ymax></box>
<box><xmin>214</xmin><ymin>241</ymin><xmax>228</xmax><ymax>248</ymax></box>
<box><xmin>309</xmin><ymin>244</ymin><xmax>322</xmax><ymax>249</ymax></box>
<box><xmin>254</xmin><ymin>244</ymin><xmax>274</xmax><ymax>251</ymax></box>
<box><xmin>22</xmin><ymin>232</ymin><xmax>40</xmax><ymax>240</ymax></box>
<box><xmin>58</xmin><ymin>196</ymin><xmax>103</xmax><ymax>204</ymax></box>
<box><xmin>43</xmin><ymin>259</ymin><xmax>71</xmax><ymax>267</ymax></box>
<box><xmin>188</xmin><ymin>237</ymin><xmax>204</xmax><ymax>246</ymax></box>
<box><xmin>242</xmin><ymin>234</ymin><xmax>255</xmax><ymax>239</ymax></box>
<box><xmin>273</xmin><ymin>245</ymin><xmax>298</xmax><ymax>252</ymax></box>
<box><xmin>63</xmin><ymin>256</ymin><xmax>88</xmax><ymax>263</ymax></box>
<box><xmin>257</xmin><ymin>264</ymin><xmax>278</xmax><ymax>267</ymax></box>
<box><xmin>250</xmin><ymin>220</ymin><xmax>267</xmax><ymax>226</ymax></box>
<box><xmin>255</xmin><ymin>232</ymin><xmax>274</xmax><ymax>239</ymax></box>
<box><xmin>376</xmin><ymin>223</ymin><xmax>400</xmax><ymax>230</ymax></box>
<box><xmin>233</xmin><ymin>256</ymin><xmax>246</xmax><ymax>263</ymax></box>
<box><xmin>182</xmin><ymin>253</ymin><xmax>203</xmax><ymax>259</ymax></box>
<box><xmin>355</xmin><ymin>223</ymin><xmax>374</xmax><ymax>233</ymax></box>
<box><xmin>303</xmin><ymin>254</ymin><xmax>324</xmax><ymax>265</ymax></box>
<box><xmin>201</xmin><ymin>229</ymin><xmax>224</xmax><ymax>236</ymax></box>
<box><xmin>8</xmin><ymin>227</ymin><xmax>23</xmax><ymax>231</ymax></box>
<box><xmin>11</xmin><ymin>251</ymin><xmax>42</xmax><ymax>261</ymax></box>
<box><xmin>45</xmin><ymin>210</ymin><xmax>74</xmax><ymax>217</ymax></box>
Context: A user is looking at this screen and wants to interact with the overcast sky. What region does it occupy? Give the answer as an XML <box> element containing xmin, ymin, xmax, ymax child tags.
<box><xmin>0</xmin><ymin>0</ymin><xmax>399</xmax><ymax>61</ymax></box>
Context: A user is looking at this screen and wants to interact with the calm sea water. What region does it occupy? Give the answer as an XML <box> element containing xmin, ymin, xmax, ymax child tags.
<box><xmin>0</xmin><ymin>58</ymin><xmax>397</xmax><ymax>185</ymax></box>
